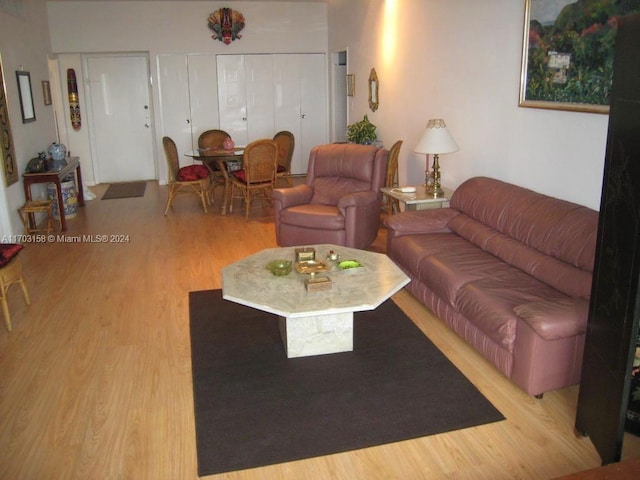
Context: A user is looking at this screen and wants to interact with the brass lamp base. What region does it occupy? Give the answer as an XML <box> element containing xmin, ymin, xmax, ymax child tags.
<box><xmin>425</xmin><ymin>186</ymin><xmax>444</xmax><ymax>198</ymax></box>
<box><xmin>424</xmin><ymin>153</ymin><xmax>444</xmax><ymax>198</ymax></box>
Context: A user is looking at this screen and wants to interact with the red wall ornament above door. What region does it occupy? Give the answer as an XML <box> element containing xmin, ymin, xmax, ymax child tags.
<box><xmin>208</xmin><ymin>8</ymin><xmax>245</xmax><ymax>45</ymax></box>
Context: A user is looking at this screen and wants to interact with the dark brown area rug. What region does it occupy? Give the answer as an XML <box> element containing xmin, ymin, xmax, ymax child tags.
<box><xmin>101</xmin><ymin>181</ymin><xmax>147</xmax><ymax>200</ymax></box>
<box><xmin>189</xmin><ymin>289</ymin><xmax>505</xmax><ymax>477</ymax></box>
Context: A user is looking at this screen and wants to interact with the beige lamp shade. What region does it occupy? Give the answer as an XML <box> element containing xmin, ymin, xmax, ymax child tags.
<box><xmin>414</xmin><ymin>119</ymin><xmax>459</xmax><ymax>154</ymax></box>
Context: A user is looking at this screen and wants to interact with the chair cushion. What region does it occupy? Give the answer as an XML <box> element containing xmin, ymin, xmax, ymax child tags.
<box><xmin>232</xmin><ymin>169</ymin><xmax>247</xmax><ymax>183</ymax></box>
<box><xmin>277</xmin><ymin>165</ymin><xmax>287</xmax><ymax>173</ymax></box>
<box><xmin>280</xmin><ymin>204</ymin><xmax>345</xmax><ymax>230</ymax></box>
<box><xmin>177</xmin><ymin>165</ymin><xmax>209</xmax><ymax>181</ymax></box>
<box><xmin>0</xmin><ymin>243</ymin><xmax>23</xmax><ymax>268</ymax></box>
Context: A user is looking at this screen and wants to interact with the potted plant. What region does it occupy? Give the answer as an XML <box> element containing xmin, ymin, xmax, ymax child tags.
<box><xmin>346</xmin><ymin>115</ymin><xmax>377</xmax><ymax>144</ymax></box>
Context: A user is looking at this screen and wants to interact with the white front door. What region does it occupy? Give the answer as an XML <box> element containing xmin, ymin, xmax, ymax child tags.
<box><xmin>86</xmin><ymin>54</ymin><xmax>155</xmax><ymax>183</ymax></box>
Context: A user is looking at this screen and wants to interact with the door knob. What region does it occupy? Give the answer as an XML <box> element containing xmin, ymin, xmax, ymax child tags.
<box><xmin>302</xmin><ymin>114</ymin><xmax>307</xmax><ymax>119</ymax></box>
<box><xmin>186</xmin><ymin>119</ymin><xmax>190</xmax><ymax>124</ymax></box>
<box><xmin>145</xmin><ymin>123</ymin><xmax>150</xmax><ymax>128</ymax></box>
<box><xmin>242</xmin><ymin>117</ymin><xmax>247</xmax><ymax>121</ymax></box>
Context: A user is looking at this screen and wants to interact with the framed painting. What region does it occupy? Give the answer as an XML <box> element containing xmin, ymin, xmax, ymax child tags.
<box><xmin>519</xmin><ymin>0</ymin><xmax>640</xmax><ymax>114</ymax></box>
<box><xmin>0</xmin><ymin>54</ymin><xmax>19</xmax><ymax>186</ymax></box>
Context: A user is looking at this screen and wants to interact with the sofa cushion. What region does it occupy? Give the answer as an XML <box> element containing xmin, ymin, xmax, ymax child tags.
<box><xmin>448</xmin><ymin>213</ymin><xmax>594</xmax><ymax>298</ymax></box>
<box><xmin>279</xmin><ymin>204</ymin><xmax>344</xmax><ymax>230</ymax></box>
<box><xmin>415</xmin><ymin>238</ymin><xmax>513</xmax><ymax>305</ymax></box>
<box><xmin>450</xmin><ymin>177</ymin><xmax>598</xmax><ymax>273</ymax></box>
<box><xmin>388</xmin><ymin>233</ymin><xmax>463</xmax><ymax>283</ymax></box>
<box><xmin>455</xmin><ymin>272</ymin><xmax>567</xmax><ymax>350</ymax></box>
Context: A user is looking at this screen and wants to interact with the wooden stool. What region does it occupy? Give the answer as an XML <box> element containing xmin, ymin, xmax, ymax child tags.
<box><xmin>0</xmin><ymin>244</ymin><xmax>30</xmax><ymax>332</ymax></box>
<box><xmin>18</xmin><ymin>199</ymin><xmax>56</xmax><ymax>236</ymax></box>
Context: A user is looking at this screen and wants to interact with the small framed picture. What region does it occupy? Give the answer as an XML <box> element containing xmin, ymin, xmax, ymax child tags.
<box><xmin>42</xmin><ymin>80</ymin><xmax>51</xmax><ymax>106</ymax></box>
<box><xmin>346</xmin><ymin>74</ymin><xmax>355</xmax><ymax>97</ymax></box>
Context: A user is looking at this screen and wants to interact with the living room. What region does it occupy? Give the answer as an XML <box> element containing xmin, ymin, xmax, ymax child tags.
<box><xmin>1</xmin><ymin>1</ymin><xmax>636</xmax><ymax>478</ymax></box>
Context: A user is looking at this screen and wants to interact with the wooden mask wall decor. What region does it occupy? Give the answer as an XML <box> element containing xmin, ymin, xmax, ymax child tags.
<box><xmin>208</xmin><ymin>8</ymin><xmax>245</xmax><ymax>44</ymax></box>
<box><xmin>67</xmin><ymin>69</ymin><xmax>81</xmax><ymax>131</ymax></box>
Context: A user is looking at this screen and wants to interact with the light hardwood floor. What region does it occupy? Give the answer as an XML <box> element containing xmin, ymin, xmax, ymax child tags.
<box><xmin>1</xmin><ymin>180</ymin><xmax>638</xmax><ymax>479</ymax></box>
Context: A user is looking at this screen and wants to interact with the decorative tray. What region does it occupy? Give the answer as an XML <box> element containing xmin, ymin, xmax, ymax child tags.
<box><xmin>295</xmin><ymin>260</ymin><xmax>329</xmax><ymax>274</ymax></box>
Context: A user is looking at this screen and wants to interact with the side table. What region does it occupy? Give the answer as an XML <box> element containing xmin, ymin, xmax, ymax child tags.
<box><xmin>381</xmin><ymin>186</ymin><xmax>452</xmax><ymax>212</ymax></box>
<box><xmin>22</xmin><ymin>157</ymin><xmax>85</xmax><ymax>231</ymax></box>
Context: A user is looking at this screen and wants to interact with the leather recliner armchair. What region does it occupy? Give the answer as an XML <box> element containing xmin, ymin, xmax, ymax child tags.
<box><xmin>273</xmin><ymin>143</ymin><xmax>388</xmax><ymax>249</ymax></box>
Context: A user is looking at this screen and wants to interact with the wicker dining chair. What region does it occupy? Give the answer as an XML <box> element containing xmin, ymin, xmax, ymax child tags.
<box><xmin>163</xmin><ymin>136</ymin><xmax>209</xmax><ymax>215</ymax></box>
<box><xmin>229</xmin><ymin>139</ymin><xmax>279</xmax><ymax>220</ymax></box>
<box><xmin>273</xmin><ymin>130</ymin><xmax>295</xmax><ymax>187</ymax></box>
<box><xmin>198</xmin><ymin>129</ymin><xmax>232</xmax><ymax>203</ymax></box>
<box><xmin>0</xmin><ymin>244</ymin><xmax>30</xmax><ymax>332</ymax></box>
<box><xmin>383</xmin><ymin>140</ymin><xmax>403</xmax><ymax>214</ymax></box>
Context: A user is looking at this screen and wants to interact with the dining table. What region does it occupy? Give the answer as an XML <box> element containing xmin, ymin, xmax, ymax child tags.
<box><xmin>185</xmin><ymin>147</ymin><xmax>244</xmax><ymax>215</ymax></box>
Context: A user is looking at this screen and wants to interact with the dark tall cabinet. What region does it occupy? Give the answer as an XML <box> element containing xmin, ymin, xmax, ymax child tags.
<box><xmin>575</xmin><ymin>13</ymin><xmax>640</xmax><ymax>465</ymax></box>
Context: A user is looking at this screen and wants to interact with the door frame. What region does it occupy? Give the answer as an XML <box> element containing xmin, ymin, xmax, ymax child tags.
<box><xmin>83</xmin><ymin>52</ymin><xmax>157</xmax><ymax>184</ymax></box>
<box><xmin>330</xmin><ymin>48</ymin><xmax>349</xmax><ymax>144</ymax></box>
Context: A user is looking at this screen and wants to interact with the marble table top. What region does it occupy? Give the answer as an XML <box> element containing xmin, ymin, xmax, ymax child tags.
<box><xmin>222</xmin><ymin>244</ymin><xmax>410</xmax><ymax>318</ymax></box>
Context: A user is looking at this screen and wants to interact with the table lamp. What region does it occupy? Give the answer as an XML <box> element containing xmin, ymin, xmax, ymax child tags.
<box><xmin>414</xmin><ymin>119</ymin><xmax>459</xmax><ymax>198</ymax></box>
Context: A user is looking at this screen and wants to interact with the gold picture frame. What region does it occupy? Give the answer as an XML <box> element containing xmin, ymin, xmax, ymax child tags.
<box><xmin>0</xmin><ymin>54</ymin><xmax>19</xmax><ymax>186</ymax></box>
<box><xmin>518</xmin><ymin>0</ymin><xmax>639</xmax><ymax>114</ymax></box>
<box><xmin>346</xmin><ymin>74</ymin><xmax>355</xmax><ymax>97</ymax></box>
<box><xmin>42</xmin><ymin>80</ymin><xmax>51</xmax><ymax>106</ymax></box>
<box><xmin>368</xmin><ymin>68</ymin><xmax>378</xmax><ymax>112</ymax></box>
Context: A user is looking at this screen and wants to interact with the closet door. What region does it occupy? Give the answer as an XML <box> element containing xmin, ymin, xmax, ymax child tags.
<box><xmin>273</xmin><ymin>54</ymin><xmax>327</xmax><ymax>175</ymax></box>
<box><xmin>217</xmin><ymin>55</ymin><xmax>274</xmax><ymax>146</ymax></box>
<box><xmin>575</xmin><ymin>13</ymin><xmax>640</xmax><ymax>465</ymax></box>
<box><xmin>273</xmin><ymin>54</ymin><xmax>302</xmax><ymax>170</ymax></box>
<box><xmin>187</xmin><ymin>54</ymin><xmax>220</xmax><ymax>145</ymax></box>
<box><xmin>244</xmin><ymin>55</ymin><xmax>274</xmax><ymax>142</ymax></box>
<box><xmin>157</xmin><ymin>54</ymin><xmax>192</xmax><ymax>167</ymax></box>
<box><xmin>217</xmin><ymin>55</ymin><xmax>248</xmax><ymax>146</ymax></box>
<box><xmin>298</xmin><ymin>54</ymin><xmax>328</xmax><ymax>175</ymax></box>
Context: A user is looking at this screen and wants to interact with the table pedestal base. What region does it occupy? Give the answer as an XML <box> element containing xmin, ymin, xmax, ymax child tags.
<box><xmin>278</xmin><ymin>312</ymin><xmax>353</xmax><ymax>358</ymax></box>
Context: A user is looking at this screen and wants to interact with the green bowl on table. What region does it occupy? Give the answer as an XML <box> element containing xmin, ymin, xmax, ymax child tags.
<box><xmin>266</xmin><ymin>260</ymin><xmax>293</xmax><ymax>276</ymax></box>
<box><xmin>338</xmin><ymin>260</ymin><xmax>362</xmax><ymax>270</ymax></box>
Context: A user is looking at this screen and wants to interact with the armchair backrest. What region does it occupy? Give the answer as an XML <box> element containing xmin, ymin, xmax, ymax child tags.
<box><xmin>305</xmin><ymin>144</ymin><xmax>388</xmax><ymax>205</ymax></box>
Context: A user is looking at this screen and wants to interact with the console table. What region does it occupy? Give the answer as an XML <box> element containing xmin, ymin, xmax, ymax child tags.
<box><xmin>23</xmin><ymin>156</ymin><xmax>85</xmax><ymax>231</ymax></box>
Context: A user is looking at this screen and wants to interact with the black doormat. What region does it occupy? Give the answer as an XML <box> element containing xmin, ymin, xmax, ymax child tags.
<box><xmin>101</xmin><ymin>181</ymin><xmax>147</xmax><ymax>200</ymax></box>
<box><xmin>189</xmin><ymin>289</ymin><xmax>504</xmax><ymax>476</ymax></box>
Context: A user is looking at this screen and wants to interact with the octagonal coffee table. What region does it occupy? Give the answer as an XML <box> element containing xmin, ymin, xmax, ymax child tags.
<box><xmin>222</xmin><ymin>244</ymin><xmax>410</xmax><ymax>358</ymax></box>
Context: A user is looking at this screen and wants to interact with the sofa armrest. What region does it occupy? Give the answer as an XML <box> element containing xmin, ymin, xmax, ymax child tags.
<box><xmin>384</xmin><ymin>209</ymin><xmax>459</xmax><ymax>238</ymax></box>
<box><xmin>513</xmin><ymin>298</ymin><xmax>589</xmax><ymax>340</ymax></box>
<box><xmin>273</xmin><ymin>184</ymin><xmax>313</xmax><ymax>209</ymax></box>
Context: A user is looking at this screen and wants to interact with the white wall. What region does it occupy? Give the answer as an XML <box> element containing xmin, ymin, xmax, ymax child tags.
<box><xmin>46</xmin><ymin>1</ymin><xmax>328</xmax><ymax>185</ymax></box>
<box><xmin>329</xmin><ymin>0</ymin><xmax>608</xmax><ymax>210</ymax></box>
<box><xmin>0</xmin><ymin>0</ymin><xmax>58</xmax><ymax>237</ymax></box>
